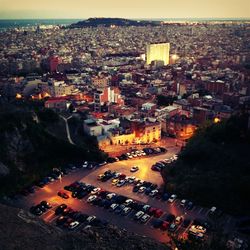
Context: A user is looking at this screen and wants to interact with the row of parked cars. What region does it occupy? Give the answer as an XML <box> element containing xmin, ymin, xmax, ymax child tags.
<box><xmin>18</xmin><ymin>161</ymin><xmax>106</xmax><ymax>198</ymax></box>
<box><xmin>55</xmin><ymin>204</ymin><xmax>106</xmax><ymax>230</ymax></box>
<box><xmin>30</xmin><ymin>200</ymin><xmax>52</xmax><ymax>216</ymax></box>
<box><xmin>107</xmin><ymin>147</ymin><xmax>167</xmax><ymax>163</ymax></box>
<box><xmin>63</xmin><ymin>181</ymin><xmax>167</xmax><ymax>225</ymax></box>
<box><xmin>151</xmin><ymin>154</ymin><xmax>178</xmax><ymax>172</ymax></box>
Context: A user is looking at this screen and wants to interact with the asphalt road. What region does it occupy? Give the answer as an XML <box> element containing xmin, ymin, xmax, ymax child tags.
<box><xmin>11</xmin><ymin>145</ymin><xmax>234</xmax><ymax>244</ymax></box>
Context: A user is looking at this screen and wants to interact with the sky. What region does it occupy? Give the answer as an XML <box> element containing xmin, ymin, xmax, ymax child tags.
<box><xmin>0</xmin><ymin>0</ymin><xmax>249</xmax><ymax>19</ymax></box>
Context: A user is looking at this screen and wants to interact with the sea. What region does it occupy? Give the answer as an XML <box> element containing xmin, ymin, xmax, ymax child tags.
<box><xmin>0</xmin><ymin>18</ymin><xmax>249</xmax><ymax>31</ymax></box>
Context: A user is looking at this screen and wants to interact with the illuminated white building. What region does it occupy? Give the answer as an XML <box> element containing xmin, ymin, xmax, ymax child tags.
<box><xmin>146</xmin><ymin>43</ymin><xmax>170</xmax><ymax>66</ymax></box>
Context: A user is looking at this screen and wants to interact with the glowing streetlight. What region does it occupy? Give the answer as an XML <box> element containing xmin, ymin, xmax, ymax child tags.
<box><xmin>214</xmin><ymin>117</ymin><xmax>221</xmax><ymax>123</ymax></box>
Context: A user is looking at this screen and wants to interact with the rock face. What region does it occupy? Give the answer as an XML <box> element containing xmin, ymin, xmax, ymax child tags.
<box><xmin>0</xmin><ymin>203</ymin><xmax>169</xmax><ymax>250</ymax></box>
<box><xmin>1</xmin><ymin>125</ymin><xmax>34</xmax><ymax>171</ymax></box>
<box><xmin>0</xmin><ymin>162</ymin><xmax>9</xmax><ymax>176</ymax></box>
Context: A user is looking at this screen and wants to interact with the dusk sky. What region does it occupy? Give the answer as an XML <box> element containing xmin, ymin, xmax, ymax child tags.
<box><xmin>0</xmin><ymin>0</ymin><xmax>249</xmax><ymax>19</ymax></box>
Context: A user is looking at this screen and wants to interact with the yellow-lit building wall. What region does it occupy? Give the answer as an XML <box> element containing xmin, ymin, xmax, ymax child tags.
<box><xmin>110</xmin><ymin>133</ymin><xmax>135</xmax><ymax>145</ymax></box>
<box><xmin>146</xmin><ymin>43</ymin><xmax>170</xmax><ymax>66</ymax></box>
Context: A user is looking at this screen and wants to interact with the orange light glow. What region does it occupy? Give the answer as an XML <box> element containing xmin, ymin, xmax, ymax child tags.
<box><xmin>16</xmin><ymin>93</ymin><xmax>22</xmax><ymax>99</ymax></box>
<box><xmin>214</xmin><ymin>117</ymin><xmax>221</xmax><ymax>123</ymax></box>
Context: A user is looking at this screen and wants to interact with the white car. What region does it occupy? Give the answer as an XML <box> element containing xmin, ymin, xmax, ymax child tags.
<box><xmin>106</xmin><ymin>193</ymin><xmax>116</xmax><ymax>200</ymax></box>
<box><xmin>149</xmin><ymin>189</ymin><xmax>158</xmax><ymax>197</ymax></box>
<box><xmin>141</xmin><ymin>214</ymin><xmax>151</xmax><ymax>223</ymax></box>
<box><xmin>82</xmin><ymin>161</ymin><xmax>88</xmax><ymax>168</ymax></box>
<box><xmin>86</xmin><ymin>216</ymin><xmax>96</xmax><ymax>223</ymax></box>
<box><xmin>138</xmin><ymin>186</ymin><xmax>146</xmax><ymax>193</ymax></box>
<box><xmin>91</xmin><ymin>188</ymin><xmax>101</xmax><ymax>195</ymax></box>
<box><xmin>180</xmin><ymin>199</ymin><xmax>187</xmax><ymax>206</ymax></box>
<box><xmin>130</xmin><ymin>166</ymin><xmax>139</xmax><ymax>172</ymax></box>
<box><xmin>122</xmin><ymin>207</ymin><xmax>131</xmax><ymax>215</ymax></box>
<box><xmin>168</xmin><ymin>194</ymin><xmax>177</xmax><ymax>203</ymax></box>
<box><xmin>124</xmin><ymin>199</ymin><xmax>133</xmax><ymax>206</ymax></box>
<box><xmin>134</xmin><ymin>211</ymin><xmax>144</xmax><ymax>220</ymax></box>
<box><xmin>68</xmin><ymin>221</ymin><xmax>80</xmax><ymax>229</ymax></box>
<box><xmin>110</xmin><ymin>203</ymin><xmax>119</xmax><ymax>210</ymax></box>
<box><xmin>116</xmin><ymin>180</ymin><xmax>126</xmax><ymax>187</ymax></box>
<box><xmin>87</xmin><ymin>195</ymin><xmax>97</xmax><ymax>203</ymax></box>
<box><xmin>127</xmin><ymin>176</ymin><xmax>136</xmax><ymax>183</ymax></box>
<box><xmin>113</xmin><ymin>172</ymin><xmax>121</xmax><ymax>178</ymax></box>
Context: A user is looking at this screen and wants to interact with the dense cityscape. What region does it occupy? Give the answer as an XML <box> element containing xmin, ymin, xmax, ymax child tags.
<box><xmin>0</xmin><ymin>2</ymin><xmax>250</xmax><ymax>250</ymax></box>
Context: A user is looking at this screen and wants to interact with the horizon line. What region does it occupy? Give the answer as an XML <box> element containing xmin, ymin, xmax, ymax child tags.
<box><xmin>0</xmin><ymin>17</ymin><xmax>250</xmax><ymax>20</ymax></box>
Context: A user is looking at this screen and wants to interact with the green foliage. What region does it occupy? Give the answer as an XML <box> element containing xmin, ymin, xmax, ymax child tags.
<box><xmin>162</xmin><ymin>113</ymin><xmax>250</xmax><ymax>215</ymax></box>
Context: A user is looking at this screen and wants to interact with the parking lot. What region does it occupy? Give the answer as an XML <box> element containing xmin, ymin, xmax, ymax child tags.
<box><xmin>11</xmin><ymin>145</ymin><xmax>234</xmax><ymax>244</ymax></box>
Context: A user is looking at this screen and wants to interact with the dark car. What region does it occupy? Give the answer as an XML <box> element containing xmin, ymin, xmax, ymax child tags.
<box><xmin>183</xmin><ymin>219</ymin><xmax>191</xmax><ymax>228</ymax></box>
<box><xmin>107</xmin><ymin>157</ymin><xmax>116</xmax><ymax>163</ymax></box>
<box><xmin>165</xmin><ymin>214</ymin><xmax>175</xmax><ymax>223</ymax></box>
<box><xmin>30</xmin><ymin>205</ymin><xmax>43</xmax><ymax>216</ymax></box>
<box><xmin>103</xmin><ymin>200</ymin><xmax>112</xmax><ymax>209</ymax></box>
<box><xmin>115</xmin><ymin>195</ymin><xmax>127</xmax><ymax>204</ymax></box>
<box><xmin>133</xmin><ymin>186</ymin><xmax>140</xmax><ymax>192</ymax></box>
<box><xmin>145</xmin><ymin>188</ymin><xmax>152</xmax><ymax>195</ymax></box>
<box><xmin>162</xmin><ymin>193</ymin><xmax>169</xmax><ymax>201</ymax></box>
<box><xmin>77</xmin><ymin>191</ymin><xmax>88</xmax><ymax>199</ymax></box>
<box><xmin>186</xmin><ymin>201</ymin><xmax>194</xmax><ymax>210</ymax></box>
<box><xmin>40</xmin><ymin>201</ymin><xmax>52</xmax><ymax>209</ymax></box>
<box><xmin>55</xmin><ymin>204</ymin><xmax>67</xmax><ymax>215</ymax></box>
<box><xmin>58</xmin><ymin>191</ymin><xmax>69</xmax><ymax>199</ymax></box>
<box><xmin>152</xmin><ymin>219</ymin><xmax>163</xmax><ymax>228</ymax></box>
<box><xmin>56</xmin><ymin>216</ymin><xmax>68</xmax><ymax>226</ymax></box>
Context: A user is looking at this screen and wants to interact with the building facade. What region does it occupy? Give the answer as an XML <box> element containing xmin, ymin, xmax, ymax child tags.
<box><xmin>146</xmin><ymin>43</ymin><xmax>170</xmax><ymax>66</ymax></box>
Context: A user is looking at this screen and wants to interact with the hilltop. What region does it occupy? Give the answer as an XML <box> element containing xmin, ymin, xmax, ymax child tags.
<box><xmin>69</xmin><ymin>17</ymin><xmax>160</xmax><ymax>28</ymax></box>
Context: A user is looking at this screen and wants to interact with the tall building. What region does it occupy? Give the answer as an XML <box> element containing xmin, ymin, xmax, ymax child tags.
<box><xmin>146</xmin><ymin>43</ymin><xmax>170</xmax><ymax>66</ymax></box>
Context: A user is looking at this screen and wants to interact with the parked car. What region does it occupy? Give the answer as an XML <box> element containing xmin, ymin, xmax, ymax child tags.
<box><xmin>30</xmin><ymin>205</ymin><xmax>43</xmax><ymax>216</ymax></box>
<box><xmin>180</xmin><ymin>199</ymin><xmax>187</xmax><ymax>207</ymax></box>
<box><xmin>134</xmin><ymin>211</ymin><xmax>144</xmax><ymax>220</ymax></box>
<box><xmin>87</xmin><ymin>195</ymin><xmax>97</xmax><ymax>203</ymax></box>
<box><xmin>116</xmin><ymin>179</ymin><xmax>126</xmax><ymax>187</ymax></box>
<box><xmin>186</xmin><ymin>201</ymin><xmax>194</xmax><ymax>210</ymax></box>
<box><xmin>40</xmin><ymin>200</ymin><xmax>52</xmax><ymax>209</ymax></box>
<box><xmin>149</xmin><ymin>189</ymin><xmax>158</xmax><ymax>197</ymax></box>
<box><xmin>169</xmin><ymin>223</ymin><xmax>178</xmax><ymax>232</ymax></box>
<box><xmin>168</xmin><ymin>194</ymin><xmax>177</xmax><ymax>203</ymax></box>
<box><xmin>68</xmin><ymin>221</ymin><xmax>80</xmax><ymax>229</ymax></box>
<box><xmin>141</xmin><ymin>214</ymin><xmax>151</xmax><ymax>223</ymax></box>
<box><xmin>91</xmin><ymin>188</ymin><xmax>101</xmax><ymax>195</ymax></box>
<box><xmin>160</xmin><ymin>221</ymin><xmax>170</xmax><ymax>231</ymax></box>
<box><xmin>110</xmin><ymin>203</ymin><xmax>119</xmax><ymax>211</ymax></box>
<box><xmin>86</xmin><ymin>216</ymin><xmax>96</xmax><ymax>223</ymax></box>
<box><xmin>58</xmin><ymin>191</ymin><xmax>69</xmax><ymax>199</ymax></box>
<box><xmin>122</xmin><ymin>207</ymin><xmax>131</xmax><ymax>215</ymax></box>
<box><xmin>139</xmin><ymin>186</ymin><xmax>146</xmax><ymax>193</ymax></box>
<box><xmin>130</xmin><ymin>166</ymin><xmax>139</xmax><ymax>172</ymax></box>
<box><xmin>175</xmin><ymin>216</ymin><xmax>183</xmax><ymax>225</ymax></box>
<box><xmin>55</xmin><ymin>204</ymin><xmax>67</xmax><ymax>215</ymax></box>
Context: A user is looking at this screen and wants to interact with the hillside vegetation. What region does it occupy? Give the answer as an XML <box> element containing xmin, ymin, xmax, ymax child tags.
<box><xmin>162</xmin><ymin>113</ymin><xmax>250</xmax><ymax>216</ymax></box>
<box><xmin>0</xmin><ymin>101</ymin><xmax>106</xmax><ymax>195</ymax></box>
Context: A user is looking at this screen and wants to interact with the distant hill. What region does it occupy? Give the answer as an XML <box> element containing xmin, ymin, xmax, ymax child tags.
<box><xmin>69</xmin><ymin>17</ymin><xmax>160</xmax><ymax>28</ymax></box>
